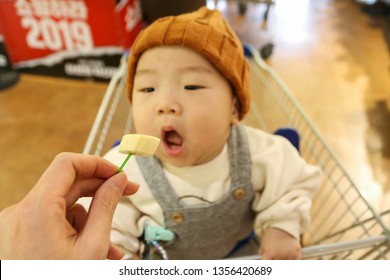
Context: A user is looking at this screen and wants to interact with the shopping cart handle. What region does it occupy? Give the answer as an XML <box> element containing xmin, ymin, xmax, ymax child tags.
<box><xmin>226</xmin><ymin>235</ymin><xmax>389</xmax><ymax>260</ymax></box>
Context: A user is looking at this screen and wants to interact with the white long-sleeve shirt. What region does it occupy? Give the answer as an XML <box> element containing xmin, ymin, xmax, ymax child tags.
<box><xmin>78</xmin><ymin>125</ymin><xmax>321</xmax><ymax>259</ymax></box>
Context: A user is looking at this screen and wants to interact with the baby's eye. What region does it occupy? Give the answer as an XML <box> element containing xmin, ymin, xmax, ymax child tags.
<box><xmin>140</xmin><ymin>87</ymin><xmax>155</xmax><ymax>93</ymax></box>
<box><xmin>184</xmin><ymin>85</ymin><xmax>204</xmax><ymax>91</ymax></box>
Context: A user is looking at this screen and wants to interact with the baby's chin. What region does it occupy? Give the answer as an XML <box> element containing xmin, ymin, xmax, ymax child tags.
<box><xmin>155</xmin><ymin>154</ymin><xmax>193</xmax><ymax>168</ymax></box>
<box><xmin>156</xmin><ymin>150</ymin><xmax>219</xmax><ymax>168</ymax></box>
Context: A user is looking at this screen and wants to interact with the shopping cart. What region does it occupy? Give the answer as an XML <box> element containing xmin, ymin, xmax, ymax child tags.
<box><xmin>83</xmin><ymin>46</ymin><xmax>390</xmax><ymax>260</ymax></box>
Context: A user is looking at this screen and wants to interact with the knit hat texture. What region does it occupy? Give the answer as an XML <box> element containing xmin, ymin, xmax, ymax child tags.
<box><xmin>127</xmin><ymin>6</ymin><xmax>250</xmax><ymax>120</ymax></box>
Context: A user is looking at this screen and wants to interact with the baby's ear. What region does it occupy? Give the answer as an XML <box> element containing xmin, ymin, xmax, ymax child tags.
<box><xmin>231</xmin><ymin>98</ymin><xmax>240</xmax><ymax>124</ymax></box>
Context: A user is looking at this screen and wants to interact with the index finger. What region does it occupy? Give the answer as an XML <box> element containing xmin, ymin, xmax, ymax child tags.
<box><xmin>33</xmin><ymin>152</ymin><xmax>119</xmax><ymax>199</ymax></box>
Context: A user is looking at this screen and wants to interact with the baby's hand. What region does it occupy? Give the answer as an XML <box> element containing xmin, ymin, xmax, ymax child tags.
<box><xmin>259</xmin><ymin>228</ymin><xmax>302</xmax><ymax>260</ymax></box>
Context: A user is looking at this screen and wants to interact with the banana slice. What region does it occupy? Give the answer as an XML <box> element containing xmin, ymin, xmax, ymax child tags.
<box><xmin>118</xmin><ymin>134</ymin><xmax>160</xmax><ymax>156</ymax></box>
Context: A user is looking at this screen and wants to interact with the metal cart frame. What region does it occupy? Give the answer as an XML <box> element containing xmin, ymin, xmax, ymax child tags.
<box><xmin>83</xmin><ymin>46</ymin><xmax>390</xmax><ymax>259</ymax></box>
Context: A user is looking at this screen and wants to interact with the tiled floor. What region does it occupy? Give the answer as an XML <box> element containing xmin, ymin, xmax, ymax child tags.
<box><xmin>0</xmin><ymin>0</ymin><xmax>389</xmax><ymax>234</ymax></box>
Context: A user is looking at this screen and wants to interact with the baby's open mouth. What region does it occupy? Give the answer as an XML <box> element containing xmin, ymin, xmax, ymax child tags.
<box><xmin>163</xmin><ymin>129</ymin><xmax>183</xmax><ymax>150</ymax></box>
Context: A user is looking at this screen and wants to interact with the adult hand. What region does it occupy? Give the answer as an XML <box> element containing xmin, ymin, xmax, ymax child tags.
<box><xmin>0</xmin><ymin>152</ymin><xmax>139</xmax><ymax>259</ymax></box>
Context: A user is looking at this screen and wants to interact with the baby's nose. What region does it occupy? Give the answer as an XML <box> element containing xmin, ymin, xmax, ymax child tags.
<box><xmin>158</xmin><ymin>105</ymin><xmax>177</xmax><ymax>115</ymax></box>
<box><xmin>156</xmin><ymin>96</ymin><xmax>181</xmax><ymax>115</ymax></box>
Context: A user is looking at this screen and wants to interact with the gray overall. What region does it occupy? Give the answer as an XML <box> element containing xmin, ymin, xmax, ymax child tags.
<box><xmin>136</xmin><ymin>125</ymin><xmax>256</xmax><ymax>259</ymax></box>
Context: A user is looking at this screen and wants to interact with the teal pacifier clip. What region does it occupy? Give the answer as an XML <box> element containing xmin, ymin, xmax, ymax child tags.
<box><xmin>144</xmin><ymin>221</ymin><xmax>175</xmax><ymax>242</ymax></box>
<box><xmin>144</xmin><ymin>221</ymin><xmax>174</xmax><ymax>260</ymax></box>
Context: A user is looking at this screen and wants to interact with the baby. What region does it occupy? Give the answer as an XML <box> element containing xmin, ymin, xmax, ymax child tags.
<box><xmin>80</xmin><ymin>7</ymin><xmax>321</xmax><ymax>260</ymax></box>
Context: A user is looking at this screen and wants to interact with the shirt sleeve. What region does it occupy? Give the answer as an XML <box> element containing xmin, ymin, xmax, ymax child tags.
<box><xmin>110</xmin><ymin>196</ymin><xmax>144</xmax><ymax>259</ymax></box>
<box><xmin>246</xmin><ymin>126</ymin><xmax>322</xmax><ymax>240</ymax></box>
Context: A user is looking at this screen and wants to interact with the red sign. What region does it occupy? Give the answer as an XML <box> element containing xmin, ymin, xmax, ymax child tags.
<box><xmin>0</xmin><ymin>0</ymin><xmax>143</xmax><ymax>80</ymax></box>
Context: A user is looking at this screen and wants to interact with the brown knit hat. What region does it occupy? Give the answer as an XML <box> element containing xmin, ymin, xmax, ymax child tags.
<box><xmin>127</xmin><ymin>7</ymin><xmax>250</xmax><ymax>120</ymax></box>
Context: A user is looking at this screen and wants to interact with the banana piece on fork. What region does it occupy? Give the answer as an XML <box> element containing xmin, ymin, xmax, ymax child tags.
<box><xmin>118</xmin><ymin>134</ymin><xmax>160</xmax><ymax>156</ymax></box>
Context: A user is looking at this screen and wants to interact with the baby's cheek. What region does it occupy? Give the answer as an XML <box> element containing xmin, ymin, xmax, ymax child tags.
<box><xmin>133</xmin><ymin>116</ymin><xmax>151</xmax><ymax>133</ymax></box>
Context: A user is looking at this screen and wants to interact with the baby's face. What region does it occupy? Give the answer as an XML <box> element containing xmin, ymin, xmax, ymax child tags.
<box><xmin>132</xmin><ymin>46</ymin><xmax>239</xmax><ymax>167</ymax></box>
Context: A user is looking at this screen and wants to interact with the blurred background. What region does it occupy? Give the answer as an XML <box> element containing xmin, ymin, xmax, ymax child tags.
<box><xmin>0</xmin><ymin>0</ymin><xmax>389</xmax><ymax>216</ymax></box>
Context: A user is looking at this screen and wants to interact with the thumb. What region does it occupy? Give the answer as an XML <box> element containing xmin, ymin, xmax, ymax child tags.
<box><xmin>77</xmin><ymin>172</ymin><xmax>129</xmax><ymax>259</ymax></box>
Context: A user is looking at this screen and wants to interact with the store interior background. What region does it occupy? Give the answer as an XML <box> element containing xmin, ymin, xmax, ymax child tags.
<box><xmin>0</xmin><ymin>0</ymin><xmax>389</xmax><ymax>222</ymax></box>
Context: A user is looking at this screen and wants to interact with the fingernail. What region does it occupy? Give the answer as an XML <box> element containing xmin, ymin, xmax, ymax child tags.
<box><xmin>132</xmin><ymin>182</ymin><xmax>140</xmax><ymax>190</ymax></box>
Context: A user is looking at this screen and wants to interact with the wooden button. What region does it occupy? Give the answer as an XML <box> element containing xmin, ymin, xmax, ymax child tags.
<box><xmin>171</xmin><ymin>212</ymin><xmax>184</xmax><ymax>223</ymax></box>
<box><xmin>233</xmin><ymin>188</ymin><xmax>245</xmax><ymax>200</ymax></box>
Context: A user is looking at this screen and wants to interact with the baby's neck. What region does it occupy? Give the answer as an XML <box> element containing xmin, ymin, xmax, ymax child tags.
<box><xmin>161</xmin><ymin>144</ymin><xmax>229</xmax><ymax>178</ymax></box>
